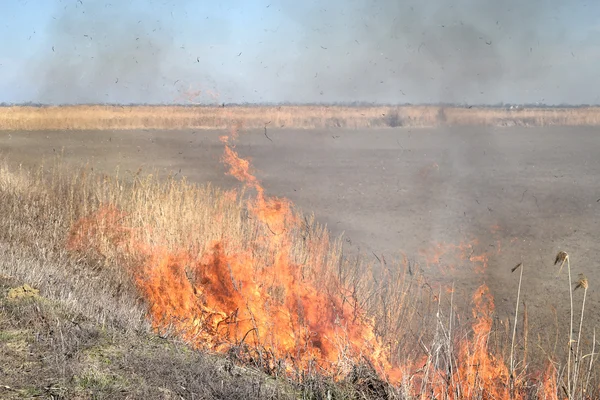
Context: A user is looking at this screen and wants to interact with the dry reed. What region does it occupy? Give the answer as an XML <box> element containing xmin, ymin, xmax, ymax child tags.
<box><xmin>510</xmin><ymin>262</ymin><xmax>524</xmax><ymax>388</ymax></box>
<box><xmin>1</xmin><ymin>105</ymin><xmax>600</xmax><ymax>130</ymax></box>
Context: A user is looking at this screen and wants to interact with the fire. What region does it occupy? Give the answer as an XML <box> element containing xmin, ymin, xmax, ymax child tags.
<box><xmin>452</xmin><ymin>284</ymin><xmax>511</xmax><ymax>398</ymax></box>
<box><xmin>64</xmin><ymin>125</ymin><xmax>571</xmax><ymax>397</ymax></box>
<box><xmin>200</xmin><ymin>128</ymin><xmax>402</xmax><ymax>378</ymax></box>
<box><xmin>419</xmin><ymin>239</ymin><xmax>491</xmax><ymax>283</ymax></box>
<box><xmin>67</xmin><ymin>126</ymin><xmax>402</xmax><ymax>382</ymax></box>
<box><xmin>539</xmin><ymin>363</ymin><xmax>559</xmax><ymax>400</ymax></box>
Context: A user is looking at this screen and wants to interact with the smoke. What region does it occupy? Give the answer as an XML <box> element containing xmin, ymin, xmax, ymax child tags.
<box><xmin>30</xmin><ymin>1</ymin><xmax>187</xmax><ymax>104</ymax></box>
<box><xmin>23</xmin><ymin>0</ymin><xmax>595</xmax><ymax>104</ymax></box>
<box><xmin>275</xmin><ymin>0</ymin><xmax>570</xmax><ymax>104</ymax></box>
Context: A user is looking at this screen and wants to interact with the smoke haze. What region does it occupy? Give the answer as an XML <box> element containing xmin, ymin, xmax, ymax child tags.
<box><xmin>4</xmin><ymin>0</ymin><xmax>598</xmax><ymax>104</ymax></box>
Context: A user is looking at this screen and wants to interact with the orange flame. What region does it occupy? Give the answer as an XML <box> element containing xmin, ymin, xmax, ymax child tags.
<box><xmin>452</xmin><ymin>283</ymin><xmax>512</xmax><ymax>398</ymax></box>
<box><xmin>67</xmin><ymin>127</ymin><xmax>403</xmax><ymax>382</ymax></box>
<box><xmin>64</xmin><ymin>127</ymin><xmax>571</xmax><ymax>397</ymax></box>
<box><xmin>538</xmin><ymin>363</ymin><xmax>559</xmax><ymax>400</ymax></box>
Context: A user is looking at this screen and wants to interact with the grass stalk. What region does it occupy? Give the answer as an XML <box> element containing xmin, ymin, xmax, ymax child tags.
<box><xmin>567</xmin><ymin>256</ymin><xmax>574</xmax><ymax>398</ymax></box>
<box><xmin>555</xmin><ymin>251</ymin><xmax>573</xmax><ymax>398</ymax></box>
<box><xmin>510</xmin><ymin>262</ymin><xmax>524</xmax><ymax>392</ymax></box>
<box><xmin>448</xmin><ymin>282</ymin><xmax>455</xmax><ymax>394</ymax></box>
<box><xmin>584</xmin><ymin>328</ymin><xmax>596</xmax><ymax>395</ymax></box>
<box><xmin>572</xmin><ymin>275</ymin><xmax>588</xmax><ymax>396</ymax></box>
<box><xmin>523</xmin><ymin>301</ymin><xmax>528</xmax><ymax>368</ymax></box>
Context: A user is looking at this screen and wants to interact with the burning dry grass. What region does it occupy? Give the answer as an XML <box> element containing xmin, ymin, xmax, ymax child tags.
<box><xmin>1</xmin><ymin>104</ymin><xmax>600</xmax><ymax>130</ymax></box>
<box><xmin>0</xmin><ymin>155</ymin><xmax>413</xmax><ymax>395</ymax></box>
<box><xmin>0</xmin><ymin>133</ymin><xmax>598</xmax><ymax>398</ymax></box>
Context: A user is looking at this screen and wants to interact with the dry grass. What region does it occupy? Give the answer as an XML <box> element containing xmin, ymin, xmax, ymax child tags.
<box><xmin>1</xmin><ymin>105</ymin><xmax>600</xmax><ymax>130</ymax></box>
<box><xmin>0</xmin><ymin>158</ymin><xmax>421</xmax><ymax>398</ymax></box>
<box><xmin>0</xmin><ymin>275</ymin><xmax>296</xmax><ymax>399</ymax></box>
<box><xmin>0</xmin><ymin>164</ymin><xmax>148</xmax><ymax>332</ymax></box>
<box><xmin>0</xmin><ymin>157</ymin><xmax>598</xmax><ymax>399</ymax></box>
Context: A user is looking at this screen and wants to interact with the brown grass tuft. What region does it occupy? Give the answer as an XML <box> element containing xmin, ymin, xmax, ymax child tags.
<box><xmin>555</xmin><ymin>250</ymin><xmax>568</xmax><ymax>265</ymax></box>
<box><xmin>511</xmin><ymin>262</ymin><xmax>523</xmax><ymax>273</ymax></box>
<box><xmin>555</xmin><ymin>250</ymin><xmax>569</xmax><ymax>276</ymax></box>
<box><xmin>575</xmin><ymin>274</ymin><xmax>589</xmax><ymax>291</ymax></box>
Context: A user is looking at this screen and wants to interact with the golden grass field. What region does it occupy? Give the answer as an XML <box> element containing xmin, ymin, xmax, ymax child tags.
<box><xmin>1</xmin><ymin>105</ymin><xmax>600</xmax><ymax>130</ymax></box>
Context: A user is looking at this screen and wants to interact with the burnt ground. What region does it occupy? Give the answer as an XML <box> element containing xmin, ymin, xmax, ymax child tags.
<box><xmin>1</xmin><ymin>126</ymin><xmax>599</xmax><ymax>348</ymax></box>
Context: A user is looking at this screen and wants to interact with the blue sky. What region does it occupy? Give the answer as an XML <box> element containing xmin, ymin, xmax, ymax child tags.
<box><xmin>0</xmin><ymin>0</ymin><xmax>599</xmax><ymax>105</ymax></box>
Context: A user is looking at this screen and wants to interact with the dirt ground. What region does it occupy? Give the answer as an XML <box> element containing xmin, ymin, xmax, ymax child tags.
<box><xmin>1</xmin><ymin>126</ymin><xmax>599</xmax><ymax>340</ymax></box>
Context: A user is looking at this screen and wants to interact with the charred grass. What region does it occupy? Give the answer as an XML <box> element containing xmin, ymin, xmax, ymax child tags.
<box><xmin>0</xmin><ymin>159</ymin><xmax>598</xmax><ymax>399</ymax></box>
<box><xmin>1</xmin><ymin>105</ymin><xmax>600</xmax><ymax>130</ymax></box>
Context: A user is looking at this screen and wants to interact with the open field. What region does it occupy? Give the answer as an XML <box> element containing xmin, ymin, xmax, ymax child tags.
<box><xmin>1</xmin><ymin>126</ymin><xmax>599</xmax><ymax>397</ymax></box>
<box><xmin>1</xmin><ymin>105</ymin><xmax>600</xmax><ymax>130</ymax></box>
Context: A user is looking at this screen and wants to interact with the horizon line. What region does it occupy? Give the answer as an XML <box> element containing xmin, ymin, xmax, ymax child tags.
<box><xmin>2</xmin><ymin>102</ymin><xmax>599</xmax><ymax>108</ymax></box>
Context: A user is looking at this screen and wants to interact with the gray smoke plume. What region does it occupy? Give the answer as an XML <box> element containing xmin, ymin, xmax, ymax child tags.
<box><xmin>25</xmin><ymin>0</ymin><xmax>596</xmax><ymax>105</ymax></box>
<box><xmin>275</xmin><ymin>0</ymin><xmax>573</xmax><ymax>104</ymax></box>
<box><xmin>30</xmin><ymin>1</ymin><xmax>183</xmax><ymax>104</ymax></box>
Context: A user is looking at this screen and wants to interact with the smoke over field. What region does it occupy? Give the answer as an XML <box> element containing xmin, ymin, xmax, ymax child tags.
<box><xmin>5</xmin><ymin>0</ymin><xmax>594</xmax><ymax>105</ymax></box>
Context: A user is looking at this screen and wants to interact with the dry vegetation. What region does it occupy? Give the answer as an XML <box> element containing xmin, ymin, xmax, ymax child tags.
<box><xmin>0</xmin><ymin>275</ymin><xmax>295</xmax><ymax>399</ymax></box>
<box><xmin>0</xmin><ymin>157</ymin><xmax>598</xmax><ymax>399</ymax></box>
<box><xmin>1</xmin><ymin>104</ymin><xmax>600</xmax><ymax>130</ymax></box>
<box><xmin>0</xmin><ymin>158</ymin><xmax>422</xmax><ymax>399</ymax></box>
